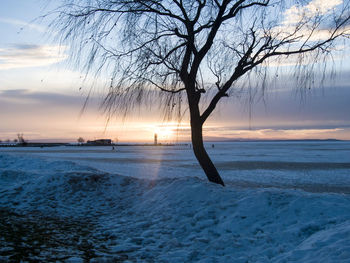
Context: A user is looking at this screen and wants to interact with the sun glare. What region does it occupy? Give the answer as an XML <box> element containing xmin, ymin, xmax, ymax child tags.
<box><xmin>154</xmin><ymin>125</ymin><xmax>174</xmax><ymax>140</ymax></box>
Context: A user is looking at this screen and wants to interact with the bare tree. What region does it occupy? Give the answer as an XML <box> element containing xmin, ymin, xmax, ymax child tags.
<box><xmin>49</xmin><ymin>0</ymin><xmax>350</xmax><ymax>186</ymax></box>
<box><xmin>17</xmin><ymin>133</ymin><xmax>27</xmax><ymax>145</ymax></box>
<box><xmin>77</xmin><ymin>137</ymin><xmax>85</xmax><ymax>144</ymax></box>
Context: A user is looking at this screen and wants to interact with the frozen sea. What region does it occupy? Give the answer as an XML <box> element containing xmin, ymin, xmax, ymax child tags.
<box><xmin>1</xmin><ymin>141</ymin><xmax>350</xmax><ymax>262</ymax></box>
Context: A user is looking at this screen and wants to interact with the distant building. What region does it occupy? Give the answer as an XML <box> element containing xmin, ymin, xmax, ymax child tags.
<box><xmin>87</xmin><ymin>139</ymin><xmax>112</xmax><ymax>145</ymax></box>
<box><xmin>154</xmin><ymin>133</ymin><xmax>158</xmax><ymax>145</ymax></box>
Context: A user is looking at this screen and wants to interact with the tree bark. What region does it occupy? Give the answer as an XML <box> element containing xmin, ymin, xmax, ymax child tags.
<box><xmin>191</xmin><ymin>119</ymin><xmax>225</xmax><ymax>186</ymax></box>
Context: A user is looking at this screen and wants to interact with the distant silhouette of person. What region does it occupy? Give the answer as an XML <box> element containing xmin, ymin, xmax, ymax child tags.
<box><xmin>212</xmin><ymin>144</ymin><xmax>215</xmax><ymax>148</ymax></box>
<box><xmin>112</xmin><ymin>146</ymin><xmax>115</xmax><ymax>150</ymax></box>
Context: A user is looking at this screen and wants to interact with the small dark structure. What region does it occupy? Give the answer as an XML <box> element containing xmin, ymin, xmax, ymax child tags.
<box><xmin>154</xmin><ymin>133</ymin><xmax>158</xmax><ymax>145</ymax></box>
<box><xmin>87</xmin><ymin>139</ymin><xmax>112</xmax><ymax>146</ymax></box>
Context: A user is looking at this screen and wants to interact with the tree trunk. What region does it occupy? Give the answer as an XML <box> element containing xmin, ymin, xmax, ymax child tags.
<box><xmin>191</xmin><ymin>120</ymin><xmax>225</xmax><ymax>186</ymax></box>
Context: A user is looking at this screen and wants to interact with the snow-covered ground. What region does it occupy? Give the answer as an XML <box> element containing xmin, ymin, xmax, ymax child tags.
<box><xmin>1</xmin><ymin>141</ymin><xmax>350</xmax><ymax>262</ymax></box>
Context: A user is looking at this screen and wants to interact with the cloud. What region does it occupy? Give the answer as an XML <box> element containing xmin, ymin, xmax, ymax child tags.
<box><xmin>263</xmin><ymin>48</ymin><xmax>349</xmax><ymax>67</ymax></box>
<box><xmin>165</xmin><ymin>124</ymin><xmax>350</xmax><ymax>140</ymax></box>
<box><xmin>283</xmin><ymin>0</ymin><xmax>342</xmax><ymax>26</ymax></box>
<box><xmin>0</xmin><ymin>17</ymin><xmax>47</xmax><ymax>33</ymax></box>
<box><xmin>272</xmin><ymin>0</ymin><xmax>348</xmax><ymax>42</ymax></box>
<box><xmin>0</xmin><ymin>44</ymin><xmax>67</xmax><ymax>70</ymax></box>
<box><xmin>0</xmin><ymin>89</ymin><xmax>86</xmax><ymax>107</ymax></box>
<box><xmin>137</xmin><ymin>122</ymin><xmax>350</xmax><ymax>141</ymax></box>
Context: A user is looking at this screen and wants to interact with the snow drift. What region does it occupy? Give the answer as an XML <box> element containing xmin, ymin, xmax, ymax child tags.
<box><xmin>0</xmin><ymin>149</ymin><xmax>350</xmax><ymax>262</ymax></box>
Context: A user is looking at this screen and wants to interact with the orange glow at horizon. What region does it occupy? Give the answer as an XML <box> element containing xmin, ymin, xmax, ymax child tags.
<box><xmin>1</xmin><ymin>88</ymin><xmax>350</xmax><ymax>143</ymax></box>
<box><xmin>1</xmin><ymin>119</ymin><xmax>350</xmax><ymax>142</ymax></box>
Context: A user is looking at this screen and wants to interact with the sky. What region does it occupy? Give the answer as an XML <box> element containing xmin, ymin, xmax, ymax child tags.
<box><xmin>0</xmin><ymin>0</ymin><xmax>350</xmax><ymax>143</ymax></box>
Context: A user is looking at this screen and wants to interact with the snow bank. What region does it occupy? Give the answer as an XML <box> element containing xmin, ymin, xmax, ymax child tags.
<box><xmin>0</xmin><ymin>152</ymin><xmax>350</xmax><ymax>262</ymax></box>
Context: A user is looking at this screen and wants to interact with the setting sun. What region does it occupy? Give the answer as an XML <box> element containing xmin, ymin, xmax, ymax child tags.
<box><xmin>154</xmin><ymin>125</ymin><xmax>174</xmax><ymax>140</ymax></box>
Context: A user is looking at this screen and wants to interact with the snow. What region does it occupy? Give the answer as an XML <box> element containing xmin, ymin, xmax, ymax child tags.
<box><xmin>1</xmin><ymin>141</ymin><xmax>350</xmax><ymax>262</ymax></box>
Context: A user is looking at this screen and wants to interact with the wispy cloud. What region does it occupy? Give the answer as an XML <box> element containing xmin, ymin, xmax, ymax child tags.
<box><xmin>273</xmin><ymin>0</ymin><xmax>348</xmax><ymax>41</ymax></box>
<box><xmin>0</xmin><ymin>44</ymin><xmax>67</xmax><ymax>70</ymax></box>
<box><xmin>0</xmin><ymin>89</ymin><xmax>88</xmax><ymax>107</ymax></box>
<box><xmin>283</xmin><ymin>0</ymin><xmax>342</xmax><ymax>26</ymax></box>
<box><xmin>199</xmin><ymin>127</ymin><xmax>350</xmax><ymax>141</ymax></box>
<box><xmin>133</xmin><ymin>122</ymin><xmax>350</xmax><ymax>141</ymax></box>
<box><xmin>0</xmin><ymin>17</ymin><xmax>47</xmax><ymax>33</ymax></box>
